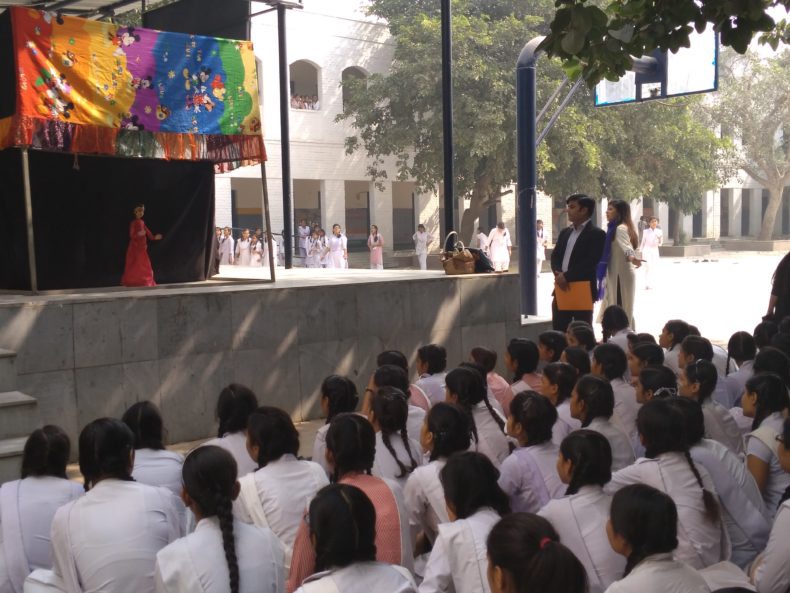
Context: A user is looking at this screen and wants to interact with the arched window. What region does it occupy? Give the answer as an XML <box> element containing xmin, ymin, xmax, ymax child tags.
<box><xmin>289</xmin><ymin>60</ymin><xmax>320</xmax><ymax>110</ymax></box>
<box><xmin>341</xmin><ymin>66</ymin><xmax>367</xmax><ymax>110</ymax></box>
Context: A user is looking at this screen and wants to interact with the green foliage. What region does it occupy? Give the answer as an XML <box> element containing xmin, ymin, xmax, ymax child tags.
<box><xmin>539</xmin><ymin>0</ymin><xmax>789</xmax><ymax>87</ymax></box>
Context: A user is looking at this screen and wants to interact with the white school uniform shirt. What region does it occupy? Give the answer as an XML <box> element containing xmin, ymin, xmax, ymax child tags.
<box><xmin>235</xmin><ymin>239</ymin><xmax>252</xmax><ymax>266</ymax></box>
<box><xmin>200</xmin><ymin>432</ymin><xmax>258</xmax><ymax>478</ymax></box>
<box><xmin>311</xmin><ymin>424</ymin><xmax>331</xmax><ymax>476</ymax></box>
<box><xmin>470</xmin><ymin>402</ymin><xmax>510</xmax><ymax>469</ymax></box>
<box><xmin>701</xmin><ymin>399</ymin><xmax>744</xmax><ymax>456</ymax></box>
<box><xmin>406</xmin><ymin>405</ymin><xmax>426</xmax><ymax>450</ymax></box>
<box><xmin>419</xmin><ymin>507</ymin><xmax>500</xmax><ymax>593</ymax></box>
<box><xmin>712</xmin><ymin>344</ymin><xmax>737</xmax><ymax>377</ymax></box>
<box><xmin>604</xmin><ymin>452</ymin><xmax>730</xmax><ymax>569</ymax></box>
<box><xmin>610</xmin><ymin>378</ymin><xmax>641</xmax><ymax>453</ymax></box>
<box><xmin>690</xmin><ymin>439</ymin><xmax>770</xmax><ymax>569</ymax></box>
<box><xmin>475</xmin><ymin>232</ymin><xmax>488</xmax><ymax>252</ymax></box>
<box><xmin>539</xmin><ymin>485</ymin><xmax>626</xmax><ymax>593</ymax></box>
<box><xmin>404</xmin><ymin>459</ymin><xmax>450</xmax><ymax>545</ymax></box>
<box><xmin>413</xmin><ymin>231</ymin><xmax>432</xmax><ymax>255</ymax></box>
<box><xmin>608</xmin><ymin>329</ymin><xmax>632</xmax><ymax>354</ymax></box>
<box><xmin>51</xmin><ymin>479</ymin><xmax>183</xmax><ymax>593</ymax></box>
<box><xmin>154</xmin><ymin>517</ymin><xmax>284</xmax><ymax>593</ymax></box>
<box><xmin>551</xmin><ymin>400</ymin><xmax>582</xmax><ymax>447</ymax></box>
<box><xmin>296</xmin><ymin>562</ymin><xmax>416</xmax><ymax>593</ymax></box>
<box><xmin>486</xmin><ymin>228</ymin><xmax>511</xmax><ymax>264</ymax></box>
<box><xmin>372</xmin><ymin>432</ymin><xmax>424</xmax><ymax>491</ymax></box>
<box><xmin>498</xmin><ymin>442</ymin><xmax>565</xmax><ymax>513</ymax></box>
<box><xmin>298</xmin><ymin>225</ymin><xmax>311</xmax><ymax>251</ymax></box>
<box><xmin>587</xmin><ymin>417</ymin><xmax>636</xmax><ymax>472</ymax></box>
<box><xmin>751</xmin><ymin>499</ymin><xmax>790</xmax><ymax>593</ymax></box>
<box><xmin>664</xmin><ymin>346</ymin><xmax>681</xmax><ymax>375</ymax></box>
<box><xmin>723</xmin><ymin>361</ymin><xmax>753</xmax><ymax>409</ymax></box>
<box><xmin>712</xmin><ymin>374</ymin><xmax>735</xmax><ymax>409</ymax></box>
<box><xmin>132</xmin><ymin>449</ymin><xmax>185</xmax><ymax>499</ymax></box>
<box><xmin>234</xmin><ymin>454</ymin><xmax>328</xmax><ymax>569</ymax></box>
<box><xmin>746</xmin><ymin>412</ymin><xmax>790</xmax><ymax>518</ymax></box>
<box><xmin>0</xmin><ymin>477</ymin><xmax>83</xmax><ymax>593</ymax></box>
<box><xmin>603</xmin><ymin>553</ymin><xmax>711</xmax><ymax>593</ymax></box>
<box><xmin>414</xmin><ymin>373</ymin><xmax>447</xmax><ymax>407</ymax></box>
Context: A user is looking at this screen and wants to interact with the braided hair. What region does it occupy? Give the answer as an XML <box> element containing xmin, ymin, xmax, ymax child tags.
<box><xmin>182</xmin><ymin>446</ymin><xmax>240</xmax><ymax>593</ymax></box>
<box><xmin>745</xmin><ymin>372</ymin><xmax>790</xmax><ymax>431</ymax></box>
<box><xmin>566</xmin><ymin>322</ymin><xmax>597</xmax><ymax>352</ymax></box>
<box><xmin>320</xmin><ymin>375</ymin><xmax>359</xmax><ymax>423</ymax></box>
<box><xmin>78</xmin><ymin>418</ymin><xmax>135</xmax><ymax>491</ymax></box>
<box><xmin>559</xmin><ymin>430</ymin><xmax>612</xmax><ymax>495</ymax></box>
<box><xmin>561</xmin><ymin>346</ymin><xmax>591</xmax><ymax>377</ymax></box>
<box><xmin>636</xmin><ymin>399</ymin><xmax>720</xmax><ymax>524</ymax></box>
<box><xmin>325</xmin><ymin>413</ymin><xmax>376</xmax><ymax>483</ymax></box>
<box><xmin>507</xmin><ymin>338</ymin><xmax>540</xmax><ymax>381</ymax></box>
<box><xmin>726</xmin><ymin>331</ymin><xmax>756</xmax><ymax>375</ymax></box>
<box><xmin>447</xmin><ymin>366</ymin><xmax>505</xmax><ymax>437</ymax></box>
<box><xmin>440</xmin><ymin>451</ymin><xmax>510</xmax><ymax>518</ymax></box>
<box><xmin>509</xmin><ymin>392</ymin><xmax>556</xmax><ymax>447</ymax></box>
<box><xmin>573</xmin><ymin>375</ymin><xmax>614</xmax><ymax>427</ymax></box>
<box><xmin>682</xmin><ymin>359</ymin><xmax>718</xmax><ymax>403</ymax></box>
<box><xmin>610</xmin><ymin>484</ymin><xmax>679</xmax><ymax>576</ymax></box>
<box><xmin>487</xmin><ymin>513</ymin><xmax>587</xmax><ymax>593</ymax></box>
<box><xmin>425</xmin><ymin>403</ymin><xmax>472</xmax><ymax>462</ymax></box>
<box><xmin>638</xmin><ymin>365</ymin><xmax>677</xmax><ymax>400</ymax></box>
<box><xmin>369</xmin><ymin>386</ymin><xmax>419</xmax><ymax>478</ymax></box>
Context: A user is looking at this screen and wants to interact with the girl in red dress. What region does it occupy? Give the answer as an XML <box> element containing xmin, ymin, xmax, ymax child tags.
<box><xmin>121</xmin><ymin>204</ymin><xmax>162</xmax><ymax>287</ymax></box>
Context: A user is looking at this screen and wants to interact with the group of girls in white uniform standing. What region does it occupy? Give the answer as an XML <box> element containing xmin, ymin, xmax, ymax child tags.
<box><xmin>6</xmin><ymin>306</ymin><xmax>790</xmax><ymax>593</ymax></box>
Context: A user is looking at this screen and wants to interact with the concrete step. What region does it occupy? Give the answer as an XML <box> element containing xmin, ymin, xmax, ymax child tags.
<box><xmin>0</xmin><ymin>437</ymin><xmax>26</xmax><ymax>483</ymax></box>
<box><xmin>0</xmin><ymin>349</ymin><xmax>16</xmax><ymax>392</ymax></box>
<box><xmin>0</xmin><ymin>391</ymin><xmax>38</xmax><ymax>439</ymax></box>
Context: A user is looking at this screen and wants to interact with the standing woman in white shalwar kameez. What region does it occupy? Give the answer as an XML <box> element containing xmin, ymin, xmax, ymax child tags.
<box><xmin>155</xmin><ymin>446</ymin><xmax>285</xmax><ymax>593</ymax></box>
<box><xmin>536</xmin><ymin>219</ymin><xmax>548</xmax><ymax>279</ymax></box>
<box><xmin>234</xmin><ymin>229</ymin><xmax>252</xmax><ymax>266</ymax></box>
<box><xmin>445</xmin><ymin>367</ymin><xmax>510</xmax><ymax>468</ymax></box>
<box><xmin>235</xmin><ymin>407</ymin><xmax>329</xmax><ymax>570</ymax></box>
<box><xmin>539</xmin><ymin>431</ymin><xmax>625</xmax><ymax>593</ymax></box>
<box><xmin>419</xmin><ymin>452</ymin><xmax>511</xmax><ymax>593</ymax></box>
<box><xmin>249</xmin><ymin>235</ymin><xmax>263</xmax><ymax>267</ymax></box>
<box><xmin>604</xmin><ymin>484</ymin><xmax>711</xmax><ymax>593</ymax></box>
<box><xmin>50</xmin><ymin>418</ymin><xmax>184</xmax><ymax>593</ymax></box>
<box><xmin>0</xmin><ymin>426</ymin><xmax>82</xmax><ymax>593</ymax></box>
<box><xmin>638</xmin><ymin>217</ymin><xmax>662</xmax><ymax>289</ymax></box>
<box><xmin>293</xmin><ymin>484</ymin><xmax>416</xmax><ymax>593</ymax></box>
<box><xmin>487</xmin><ymin>513</ymin><xmax>588</xmax><ymax>593</ymax></box>
<box><xmin>487</xmin><ymin>222</ymin><xmax>512</xmax><ymax>273</ymax></box>
<box><xmin>122</xmin><ymin>401</ymin><xmax>184</xmax><ymax>499</ymax></box>
<box><xmin>596</xmin><ymin>200</ymin><xmax>641</xmax><ymax>329</ymax></box>
<box><xmin>368</xmin><ymin>225</ymin><xmax>384</xmax><ymax>270</ymax></box>
<box><xmin>201</xmin><ymin>385</ymin><xmax>259</xmax><ymax>479</ymax></box>
<box><xmin>305</xmin><ymin>230</ymin><xmax>322</xmax><ymax>269</ymax></box>
<box><xmin>325</xmin><ymin>224</ymin><xmax>347</xmax><ymax>269</ymax></box>
<box><xmin>413</xmin><ymin>224</ymin><xmax>433</xmax><ymax>270</ymax></box>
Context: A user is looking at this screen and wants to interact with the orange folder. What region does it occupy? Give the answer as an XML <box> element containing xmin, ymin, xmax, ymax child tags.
<box><xmin>555</xmin><ymin>281</ymin><xmax>594</xmax><ymax>311</ymax></box>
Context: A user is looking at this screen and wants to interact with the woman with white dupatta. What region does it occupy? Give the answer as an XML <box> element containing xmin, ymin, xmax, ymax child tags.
<box><xmin>0</xmin><ymin>427</ymin><xmax>82</xmax><ymax>593</ymax></box>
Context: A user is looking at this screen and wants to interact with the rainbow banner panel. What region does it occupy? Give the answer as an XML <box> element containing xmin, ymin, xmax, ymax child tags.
<box><xmin>0</xmin><ymin>7</ymin><xmax>264</xmax><ymax>164</ymax></box>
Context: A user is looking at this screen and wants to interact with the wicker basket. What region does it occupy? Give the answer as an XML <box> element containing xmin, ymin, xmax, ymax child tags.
<box><xmin>441</xmin><ymin>232</ymin><xmax>476</xmax><ymax>275</ymax></box>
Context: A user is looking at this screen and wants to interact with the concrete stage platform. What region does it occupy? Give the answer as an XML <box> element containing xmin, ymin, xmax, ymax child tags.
<box><xmin>0</xmin><ymin>267</ymin><xmax>550</xmax><ymax>450</ymax></box>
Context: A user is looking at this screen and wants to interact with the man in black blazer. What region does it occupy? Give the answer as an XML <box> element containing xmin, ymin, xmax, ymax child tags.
<box><xmin>550</xmin><ymin>193</ymin><xmax>606</xmax><ymax>331</ymax></box>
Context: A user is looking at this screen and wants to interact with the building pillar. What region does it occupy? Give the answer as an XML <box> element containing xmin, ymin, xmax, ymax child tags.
<box><xmin>657</xmin><ymin>202</ymin><xmax>670</xmax><ymax>235</ymax></box>
<box><xmin>370</xmin><ymin>181</ymin><xmax>394</xmax><ymax>250</ymax></box>
<box><xmin>704</xmin><ymin>190</ymin><xmax>719</xmax><ymax>239</ymax></box>
<box><xmin>416</xmin><ymin>190</ymin><xmax>441</xmax><ymax>249</ymax></box>
<box><xmin>215</xmin><ymin>176</ymin><xmax>233</xmax><ymax>228</ymax></box>
<box><xmin>322</xmin><ymin>180</ymin><xmax>346</xmax><ymax>231</ymax></box>
<box><xmin>749</xmin><ymin>189</ymin><xmax>762</xmax><ymax>236</ymax></box>
<box><xmin>728</xmin><ymin>188</ymin><xmax>742</xmax><ymax>237</ymax></box>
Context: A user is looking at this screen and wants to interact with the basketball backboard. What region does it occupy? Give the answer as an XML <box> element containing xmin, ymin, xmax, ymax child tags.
<box><xmin>594</xmin><ymin>29</ymin><xmax>719</xmax><ymax>106</ymax></box>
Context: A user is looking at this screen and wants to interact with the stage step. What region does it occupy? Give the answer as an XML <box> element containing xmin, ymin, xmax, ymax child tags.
<box><xmin>0</xmin><ymin>437</ymin><xmax>26</xmax><ymax>483</ymax></box>
<box><xmin>0</xmin><ymin>391</ymin><xmax>38</xmax><ymax>439</ymax></box>
<box><xmin>0</xmin><ymin>349</ymin><xmax>17</xmax><ymax>392</ymax></box>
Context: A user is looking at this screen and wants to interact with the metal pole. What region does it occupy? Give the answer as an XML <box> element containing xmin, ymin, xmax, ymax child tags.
<box><xmin>440</xmin><ymin>0</ymin><xmax>454</xmax><ymax>244</ymax></box>
<box><xmin>277</xmin><ymin>3</ymin><xmax>293</xmax><ymax>268</ymax></box>
<box><xmin>536</xmin><ymin>78</ymin><xmax>583</xmax><ymax>146</ymax></box>
<box><xmin>259</xmin><ymin>160</ymin><xmax>277</xmax><ymax>282</ymax></box>
<box><xmin>516</xmin><ymin>37</ymin><xmax>544</xmax><ymax>317</ymax></box>
<box><xmin>21</xmin><ymin>148</ymin><xmax>38</xmax><ymax>293</ymax></box>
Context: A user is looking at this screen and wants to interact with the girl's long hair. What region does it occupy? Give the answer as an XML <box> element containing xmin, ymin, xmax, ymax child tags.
<box><xmin>607</xmin><ymin>199</ymin><xmax>638</xmax><ymax>249</ymax></box>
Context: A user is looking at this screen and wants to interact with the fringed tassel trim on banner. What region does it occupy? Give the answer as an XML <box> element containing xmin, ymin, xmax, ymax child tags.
<box><xmin>1</xmin><ymin>115</ymin><xmax>266</xmax><ymax>164</ymax></box>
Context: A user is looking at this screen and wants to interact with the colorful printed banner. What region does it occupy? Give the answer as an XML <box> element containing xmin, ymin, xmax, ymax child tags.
<box><xmin>0</xmin><ymin>7</ymin><xmax>264</xmax><ymax>164</ymax></box>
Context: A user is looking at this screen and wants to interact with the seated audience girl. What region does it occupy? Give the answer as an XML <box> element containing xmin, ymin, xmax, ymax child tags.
<box><xmin>540</xmin><ymin>362</ymin><xmax>581</xmax><ymax>445</ymax></box>
<box><xmin>202</xmin><ymin>384</ymin><xmax>259</xmax><ymax>477</ymax></box>
<box><xmin>560</xmin><ymin>346</ymin><xmax>592</xmax><ymax>377</ymax></box>
<box><xmin>566</xmin><ymin>321</ymin><xmax>597</xmax><ymax>353</ymax></box>
<box><xmin>604</xmin><ymin>484</ymin><xmax>711</xmax><ymax>593</ymax></box>
<box><xmin>471</xmin><ymin>347</ymin><xmax>512</xmax><ymax>413</ymax></box>
<box><xmin>537</xmin><ymin>330</ymin><xmax>568</xmax><ymax>365</ymax></box>
<box><xmin>51</xmin><ymin>418</ymin><xmax>183</xmax><ymax>593</ymax></box>
<box><xmin>312</xmin><ymin>375</ymin><xmax>359</xmax><ymax>476</ymax></box>
<box><xmin>419</xmin><ymin>452</ymin><xmax>510</xmax><ymax>593</ymax></box>
<box><xmin>592</xmin><ymin>344</ymin><xmax>640</xmax><ymax>453</ymax></box>
<box><xmin>498</xmin><ymin>392</ymin><xmax>564</xmax><ymax>512</ymax></box>
<box><xmin>570</xmin><ymin>376</ymin><xmax>635</xmax><ymax>471</ymax></box>
<box><xmin>626</xmin><ymin>343</ymin><xmax>664</xmax><ymax>382</ymax></box>
<box><xmin>235</xmin><ymin>407</ymin><xmax>328</xmax><ymax>569</ymax></box>
<box><xmin>723</xmin><ymin>331</ymin><xmax>756</xmax><ymax>409</ymax></box>
<box><xmin>505</xmin><ymin>339</ymin><xmax>542</xmax><ymax>395</ymax></box>
<box><xmin>155</xmin><ymin>446</ymin><xmax>284</xmax><ymax>593</ymax></box>
<box><xmin>368</xmin><ymin>387</ymin><xmax>423</xmax><ymax>489</ymax></box>
<box><xmin>634</xmin><ymin>365</ymin><xmax>677</xmax><ymax>404</ymax></box>
<box><xmin>369</xmin><ymin>365</ymin><xmax>427</xmax><ymax>452</ymax></box>
<box><xmin>601</xmin><ymin>305</ymin><xmax>632</xmax><ymax>352</ymax></box>
<box><xmin>487</xmin><ymin>513</ymin><xmax>587</xmax><ymax>593</ymax></box>
<box><xmin>657</xmin><ymin>319</ymin><xmax>691</xmax><ymax>375</ymax></box>
<box><xmin>294</xmin><ymin>484</ymin><xmax>416</xmax><ymax>593</ymax></box>
<box><xmin>414</xmin><ymin>345</ymin><xmax>448</xmax><ymax>407</ymax></box>
<box><xmin>539</xmin><ymin>430</ymin><xmax>625</xmax><ymax>593</ymax></box>
<box><xmin>604</xmin><ymin>400</ymin><xmax>728</xmax><ymax>569</ymax></box>
<box><xmin>0</xmin><ymin>426</ymin><xmax>82</xmax><ymax>593</ymax></box>
<box><xmin>122</xmin><ymin>401</ymin><xmax>184</xmax><ymax>497</ymax></box>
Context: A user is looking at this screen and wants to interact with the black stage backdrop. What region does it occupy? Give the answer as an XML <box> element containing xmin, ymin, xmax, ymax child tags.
<box><xmin>0</xmin><ymin>148</ymin><xmax>216</xmax><ymax>290</ymax></box>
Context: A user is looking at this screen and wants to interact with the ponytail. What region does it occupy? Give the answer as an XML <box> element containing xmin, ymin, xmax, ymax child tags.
<box><xmin>370</xmin><ymin>387</ymin><xmax>418</xmax><ymax>478</ymax></box>
<box><xmin>447</xmin><ymin>366</ymin><xmax>505</xmax><ymax>436</ymax></box>
<box><xmin>683</xmin><ymin>451</ymin><xmax>720</xmax><ymax>524</ymax></box>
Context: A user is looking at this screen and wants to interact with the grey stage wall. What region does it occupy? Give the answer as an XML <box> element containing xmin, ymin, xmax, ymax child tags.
<box><xmin>0</xmin><ymin>274</ymin><xmax>550</xmax><ymax>445</ymax></box>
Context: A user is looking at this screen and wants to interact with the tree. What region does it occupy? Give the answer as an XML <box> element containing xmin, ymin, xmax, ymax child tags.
<box><xmin>539</xmin><ymin>0</ymin><xmax>789</xmax><ymax>86</ymax></box>
<box><xmin>712</xmin><ymin>50</ymin><xmax>790</xmax><ymax>240</ymax></box>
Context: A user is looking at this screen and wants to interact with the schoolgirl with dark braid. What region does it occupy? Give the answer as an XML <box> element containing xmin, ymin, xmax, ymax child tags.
<box><xmin>605</xmin><ymin>484</ymin><xmax>712</xmax><ymax>592</ymax></box>
<box><xmin>445</xmin><ymin>366</ymin><xmax>510</xmax><ymax>468</ymax></box>
<box><xmin>312</xmin><ymin>375</ymin><xmax>359</xmax><ymax>475</ymax></box>
<box><xmin>604</xmin><ymin>399</ymin><xmax>727</xmax><ymax>570</ymax></box>
<box><xmin>368</xmin><ymin>386</ymin><xmax>422</xmax><ymax>488</ymax></box>
<box><xmin>538</xmin><ymin>430</ymin><xmax>624</xmax><ymax>593</ymax></box>
<box><xmin>155</xmin><ymin>445</ymin><xmax>284</xmax><ymax>593</ymax></box>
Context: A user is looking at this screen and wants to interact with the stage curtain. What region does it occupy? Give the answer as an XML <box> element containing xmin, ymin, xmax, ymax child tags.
<box><xmin>0</xmin><ymin>148</ymin><xmax>215</xmax><ymax>290</ymax></box>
